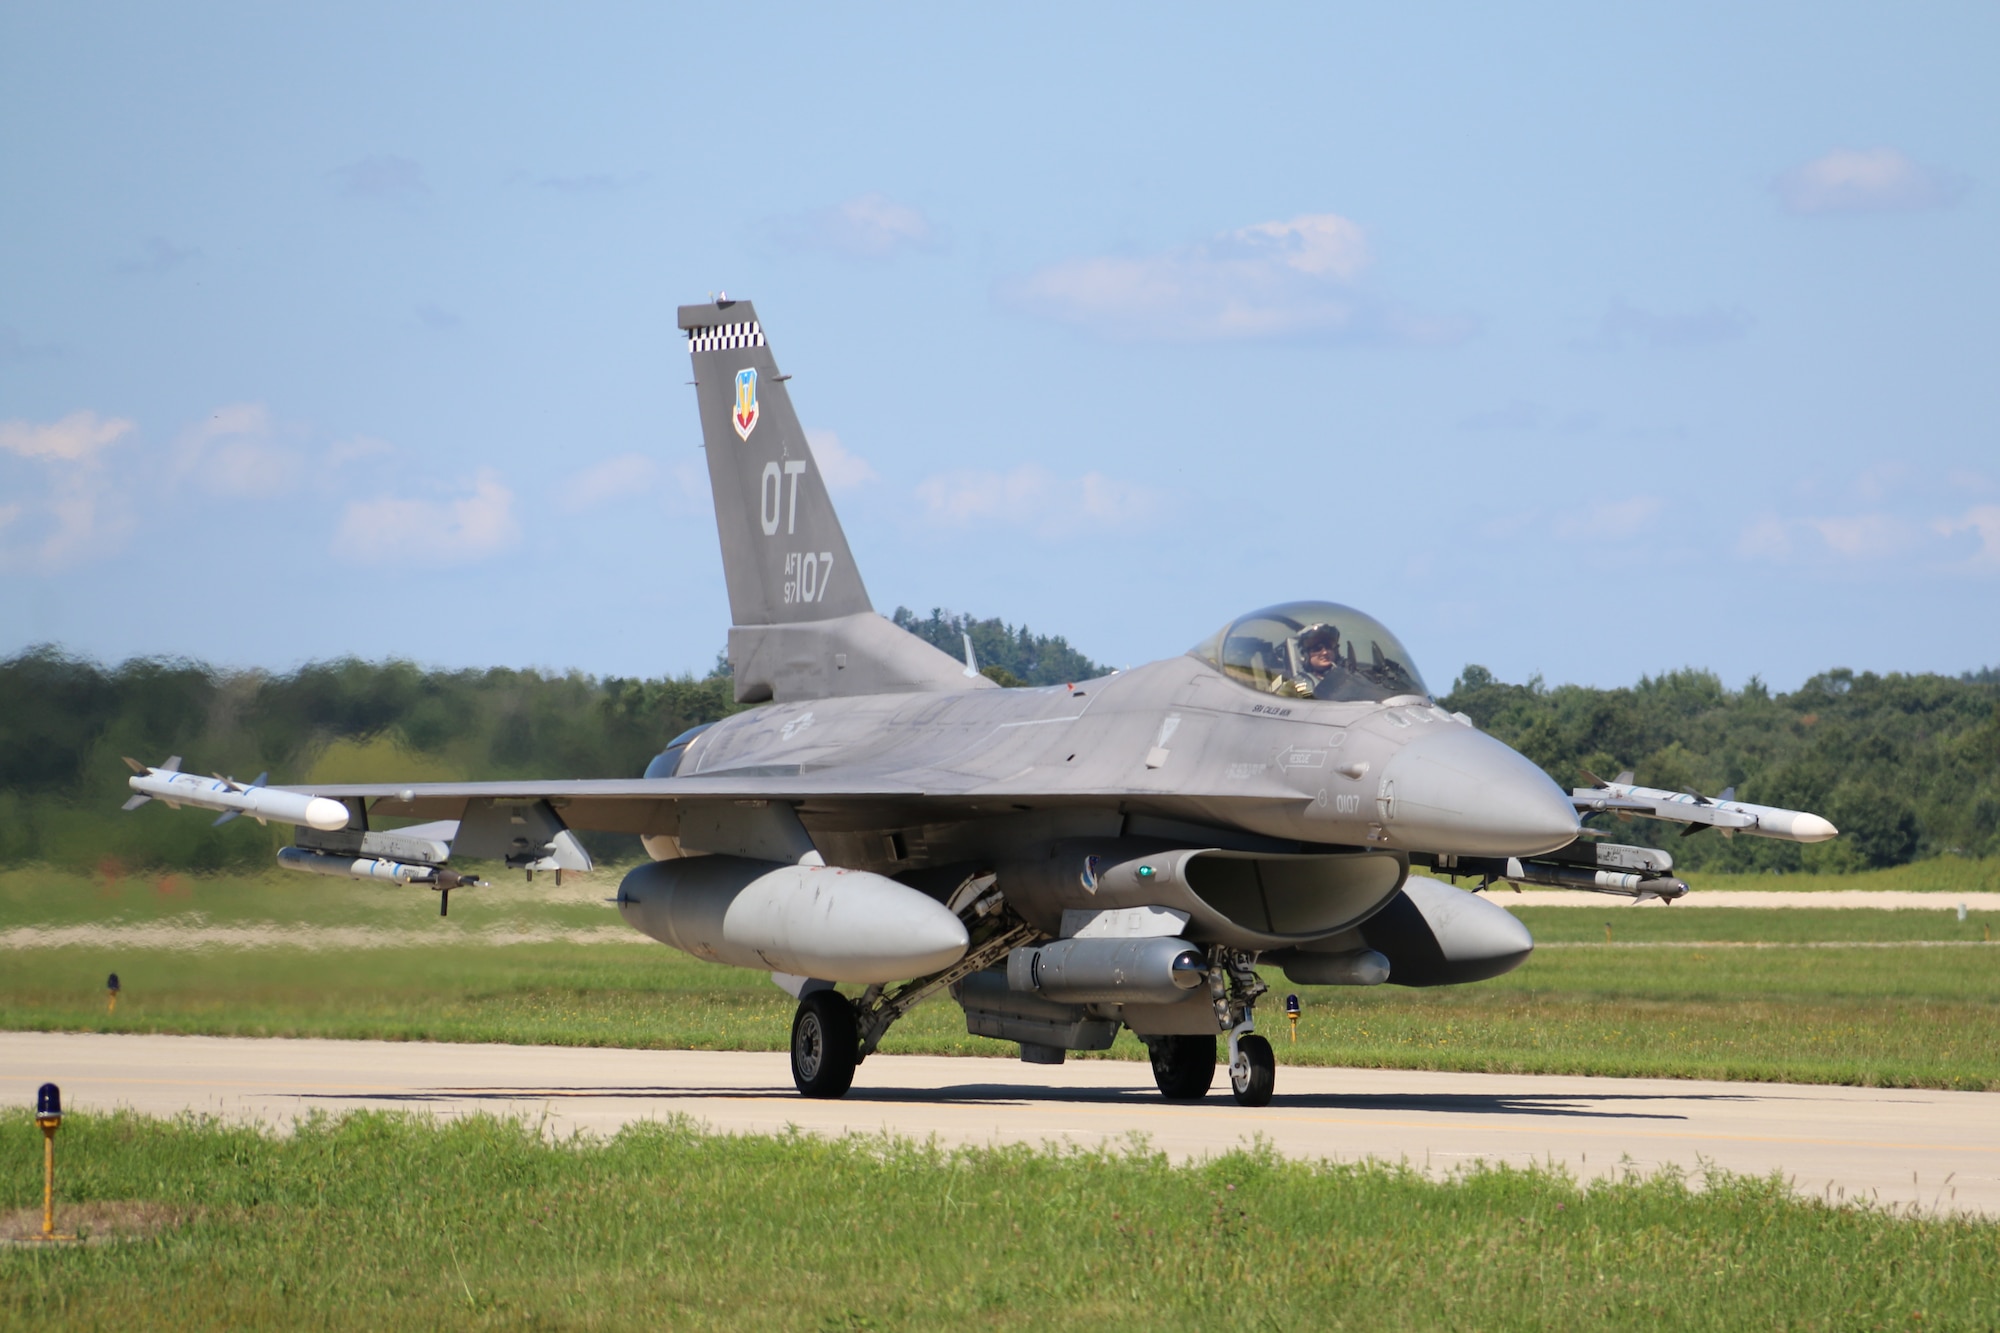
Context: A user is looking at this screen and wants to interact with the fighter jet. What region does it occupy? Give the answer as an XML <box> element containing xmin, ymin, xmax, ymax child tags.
<box><xmin>123</xmin><ymin>298</ymin><xmax>1835</xmax><ymax>1106</ymax></box>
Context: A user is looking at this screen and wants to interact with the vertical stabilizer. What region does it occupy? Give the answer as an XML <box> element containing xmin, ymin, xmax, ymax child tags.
<box><xmin>682</xmin><ymin>299</ymin><xmax>870</xmax><ymax>626</ymax></box>
<box><xmin>679</xmin><ymin>298</ymin><xmax>988</xmax><ymax>703</ymax></box>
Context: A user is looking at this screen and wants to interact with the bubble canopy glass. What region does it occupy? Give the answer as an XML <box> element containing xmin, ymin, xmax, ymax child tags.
<box><xmin>1192</xmin><ymin>601</ymin><xmax>1430</xmax><ymax>704</ymax></box>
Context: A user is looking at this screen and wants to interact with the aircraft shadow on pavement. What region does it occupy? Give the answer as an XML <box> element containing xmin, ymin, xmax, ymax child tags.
<box><xmin>294</xmin><ymin>1083</ymin><xmax>1772</xmax><ymax>1121</ymax></box>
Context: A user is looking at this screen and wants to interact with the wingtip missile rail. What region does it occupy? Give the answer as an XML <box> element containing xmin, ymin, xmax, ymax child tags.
<box><xmin>121</xmin><ymin>756</ymin><xmax>351</xmax><ymax>831</ymax></box>
<box><xmin>1571</xmin><ymin>771</ymin><xmax>1838</xmax><ymax>843</ymax></box>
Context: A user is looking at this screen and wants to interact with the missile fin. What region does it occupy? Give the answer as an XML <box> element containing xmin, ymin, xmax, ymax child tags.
<box><xmin>1679</xmin><ymin>822</ymin><xmax>1707</xmax><ymax>838</ymax></box>
<box><xmin>248</xmin><ymin>772</ymin><xmax>269</xmax><ymax>789</ymax></box>
<box><xmin>1719</xmin><ymin>786</ymin><xmax>1736</xmax><ymax>802</ymax></box>
<box><xmin>213</xmin><ymin>810</ymin><xmax>240</xmax><ymax>828</ymax></box>
<box><xmin>121</xmin><ymin>794</ymin><xmax>150</xmax><ymax>811</ymax></box>
<box><xmin>1614</xmin><ymin>770</ymin><xmax>1635</xmax><ymax>785</ymax></box>
<box><xmin>161</xmin><ymin>756</ymin><xmax>183</xmax><ymax>773</ymax></box>
<box><xmin>1579</xmin><ymin>767</ymin><xmax>1608</xmax><ymax>789</ymax></box>
<box><xmin>122</xmin><ymin>756</ymin><xmax>147</xmax><ymax>774</ymax></box>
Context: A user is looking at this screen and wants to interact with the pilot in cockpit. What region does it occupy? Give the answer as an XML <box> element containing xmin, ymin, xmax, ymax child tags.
<box><xmin>1279</xmin><ymin>622</ymin><xmax>1345</xmax><ymax>698</ymax></box>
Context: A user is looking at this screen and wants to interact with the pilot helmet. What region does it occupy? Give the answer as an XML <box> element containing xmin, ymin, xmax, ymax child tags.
<box><xmin>1298</xmin><ymin>623</ymin><xmax>1340</xmax><ymax>656</ymax></box>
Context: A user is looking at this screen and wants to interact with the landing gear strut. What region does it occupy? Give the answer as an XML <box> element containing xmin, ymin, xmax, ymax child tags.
<box><xmin>786</xmin><ymin>874</ymin><xmax>1037</xmax><ymax>1099</ymax></box>
<box><xmin>1209</xmin><ymin>948</ymin><xmax>1275</xmax><ymax>1107</ymax></box>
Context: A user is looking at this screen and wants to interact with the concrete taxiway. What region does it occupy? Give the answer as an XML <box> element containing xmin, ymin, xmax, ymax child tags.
<box><xmin>7</xmin><ymin>1031</ymin><xmax>1996</xmax><ymax>1216</ymax></box>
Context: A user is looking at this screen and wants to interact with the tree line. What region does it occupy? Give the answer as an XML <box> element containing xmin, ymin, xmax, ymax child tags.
<box><xmin>1440</xmin><ymin>664</ymin><xmax>1999</xmax><ymax>872</ymax></box>
<box><xmin>0</xmin><ymin>625</ymin><xmax>1991</xmax><ymax>874</ymax></box>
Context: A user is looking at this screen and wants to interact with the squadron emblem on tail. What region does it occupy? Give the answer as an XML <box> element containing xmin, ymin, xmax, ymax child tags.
<box><xmin>733</xmin><ymin>367</ymin><xmax>760</xmax><ymax>440</ymax></box>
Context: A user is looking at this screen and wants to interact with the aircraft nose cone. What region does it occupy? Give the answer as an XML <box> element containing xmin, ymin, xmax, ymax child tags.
<box><xmin>1379</xmin><ymin>724</ymin><xmax>1579</xmax><ymax>856</ymax></box>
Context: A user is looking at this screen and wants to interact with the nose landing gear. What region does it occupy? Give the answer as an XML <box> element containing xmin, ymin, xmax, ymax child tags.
<box><xmin>1142</xmin><ymin>949</ymin><xmax>1277</xmax><ymax>1105</ymax></box>
<box><xmin>1210</xmin><ymin>949</ymin><xmax>1274</xmax><ymax>1106</ymax></box>
<box><xmin>1228</xmin><ymin>1029</ymin><xmax>1276</xmax><ymax>1107</ymax></box>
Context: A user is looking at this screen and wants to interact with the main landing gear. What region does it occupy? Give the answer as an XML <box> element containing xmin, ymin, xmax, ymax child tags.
<box><xmin>790</xmin><ymin>990</ymin><xmax>858</xmax><ymax>1099</ymax></box>
<box><xmin>1146</xmin><ymin>1035</ymin><xmax>1216</xmax><ymax>1100</ymax></box>
<box><xmin>1145</xmin><ymin>948</ymin><xmax>1276</xmax><ymax>1107</ymax></box>
<box><xmin>787</xmin><ymin>875</ymin><xmax>1039</xmax><ymax>1099</ymax></box>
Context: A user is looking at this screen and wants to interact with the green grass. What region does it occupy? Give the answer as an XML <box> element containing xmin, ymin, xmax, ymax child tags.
<box><xmin>4</xmin><ymin>1111</ymin><xmax>1995</xmax><ymax>1331</ymax></box>
<box><xmin>1650</xmin><ymin>857</ymin><xmax>2000</xmax><ymax>894</ymax></box>
<box><xmin>10</xmin><ymin>856</ymin><xmax>1995</xmax><ymax>936</ymax></box>
<box><xmin>1514</xmin><ymin>904</ymin><xmax>1999</xmax><ymax>942</ymax></box>
<box><xmin>5</xmin><ymin>866</ymin><xmax>1998</xmax><ymax>1090</ymax></box>
<box><xmin>3</xmin><ymin>919</ymin><xmax>1996</xmax><ymax>1090</ymax></box>
<box><xmin>0</xmin><ymin>864</ymin><xmax>616</xmax><ymax>932</ymax></box>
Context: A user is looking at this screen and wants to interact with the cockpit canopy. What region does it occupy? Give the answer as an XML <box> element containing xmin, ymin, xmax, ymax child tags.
<box><xmin>1192</xmin><ymin>601</ymin><xmax>1430</xmax><ymax>704</ymax></box>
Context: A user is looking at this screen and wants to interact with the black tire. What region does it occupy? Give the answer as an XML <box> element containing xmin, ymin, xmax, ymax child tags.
<box><xmin>790</xmin><ymin>991</ymin><xmax>858</xmax><ymax>1099</ymax></box>
<box><xmin>1230</xmin><ymin>1033</ymin><xmax>1276</xmax><ymax>1107</ymax></box>
<box><xmin>1147</xmin><ymin>1034</ymin><xmax>1217</xmax><ymax>1101</ymax></box>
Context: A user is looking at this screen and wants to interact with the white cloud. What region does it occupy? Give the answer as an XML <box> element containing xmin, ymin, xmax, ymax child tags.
<box><xmin>334</xmin><ymin>154</ymin><xmax>429</xmax><ymax>201</ymax></box>
<box><xmin>559</xmin><ymin>453</ymin><xmax>657</xmax><ymax>514</ymax></box>
<box><xmin>1934</xmin><ymin>506</ymin><xmax>2000</xmax><ymax>567</ymax></box>
<box><xmin>771</xmin><ymin>193</ymin><xmax>938</xmax><ymax>259</ymax></box>
<box><xmin>114</xmin><ymin>236</ymin><xmax>201</xmax><ymax>276</ymax></box>
<box><xmin>1007</xmin><ymin>213</ymin><xmax>1394</xmax><ymax>341</ymax></box>
<box><xmin>333</xmin><ymin>469</ymin><xmax>519</xmax><ymax>565</ymax></box>
<box><xmin>1736</xmin><ymin>503</ymin><xmax>2000</xmax><ymax>573</ymax></box>
<box><xmin>915</xmin><ymin>464</ymin><xmax>1160</xmax><ymax>537</ymax></box>
<box><xmin>1557</xmin><ymin>496</ymin><xmax>1664</xmax><ymax>542</ymax></box>
<box><xmin>1777</xmin><ymin>148</ymin><xmax>1965</xmax><ymax>216</ymax></box>
<box><xmin>326</xmin><ymin>435</ymin><xmax>394</xmax><ymax>467</ymax></box>
<box><xmin>0</xmin><ymin>326</ymin><xmax>60</xmax><ymax>365</ymax></box>
<box><xmin>1582</xmin><ymin>299</ymin><xmax>1751</xmax><ymax>350</ymax></box>
<box><xmin>804</xmin><ymin>430</ymin><xmax>876</xmax><ymax>492</ymax></box>
<box><xmin>1805</xmin><ymin>512</ymin><xmax>1921</xmax><ymax>558</ymax></box>
<box><xmin>0</xmin><ymin>410</ymin><xmax>134</xmax><ymax>462</ymax></box>
<box><xmin>1458</xmin><ymin>400</ymin><xmax>1546</xmax><ymax>431</ymax></box>
<box><xmin>175</xmin><ymin>403</ymin><xmax>305</xmax><ymax>498</ymax></box>
<box><xmin>1736</xmin><ymin>514</ymin><xmax>1794</xmax><ymax>560</ymax></box>
<box><xmin>0</xmin><ymin>410</ymin><xmax>139</xmax><ymax>569</ymax></box>
<box><xmin>535</xmin><ymin>171</ymin><xmax>645</xmax><ymax>194</ymax></box>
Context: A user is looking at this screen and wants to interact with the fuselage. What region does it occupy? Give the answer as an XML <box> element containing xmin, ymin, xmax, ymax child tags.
<box><xmin>656</xmin><ymin>653</ymin><xmax>1579</xmax><ymax>862</ymax></box>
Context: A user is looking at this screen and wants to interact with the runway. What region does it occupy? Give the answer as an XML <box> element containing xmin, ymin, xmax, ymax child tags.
<box><xmin>9</xmin><ymin>1031</ymin><xmax>1996</xmax><ymax>1216</ymax></box>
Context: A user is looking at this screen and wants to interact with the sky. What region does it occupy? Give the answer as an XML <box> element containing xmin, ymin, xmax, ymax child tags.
<box><xmin>2</xmin><ymin>3</ymin><xmax>1994</xmax><ymax>693</ymax></box>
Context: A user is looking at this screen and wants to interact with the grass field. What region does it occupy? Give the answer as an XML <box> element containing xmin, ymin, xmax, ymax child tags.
<box><xmin>4</xmin><ymin>1110</ymin><xmax>1995</xmax><ymax>1331</ymax></box>
<box><xmin>4</xmin><ymin>858</ymin><xmax>1996</xmax><ymax>1089</ymax></box>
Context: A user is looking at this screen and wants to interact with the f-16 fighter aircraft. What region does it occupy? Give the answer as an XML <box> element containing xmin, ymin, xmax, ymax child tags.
<box><xmin>124</xmin><ymin>298</ymin><xmax>1838</xmax><ymax>1106</ymax></box>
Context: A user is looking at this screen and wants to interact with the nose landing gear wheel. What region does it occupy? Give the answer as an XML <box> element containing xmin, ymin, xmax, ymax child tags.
<box><xmin>790</xmin><ymin>990</ymin><xmax>858</xmax><ymax>1099</ymax></box>
<box><xmin>1147</xmin><ymin>1034</ymin><xmax>1217</xmax><ymax>1100</ymax></box>
<box><xmin>1230</xmin><ymin>1033</ymin><xmax>1276</xmax><ymax>1107</ymax></box>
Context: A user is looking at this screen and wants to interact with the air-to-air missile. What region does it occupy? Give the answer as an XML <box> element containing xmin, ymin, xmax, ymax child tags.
<box><xmin>1571</xmin><ymin>771</ymin><xmax>1839</xmax><ymax>842</ymax></box>
<box><xmin>121</xmin><ymin>756</ymin><xmax>351</xmax><ymax>831</ymax></box>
